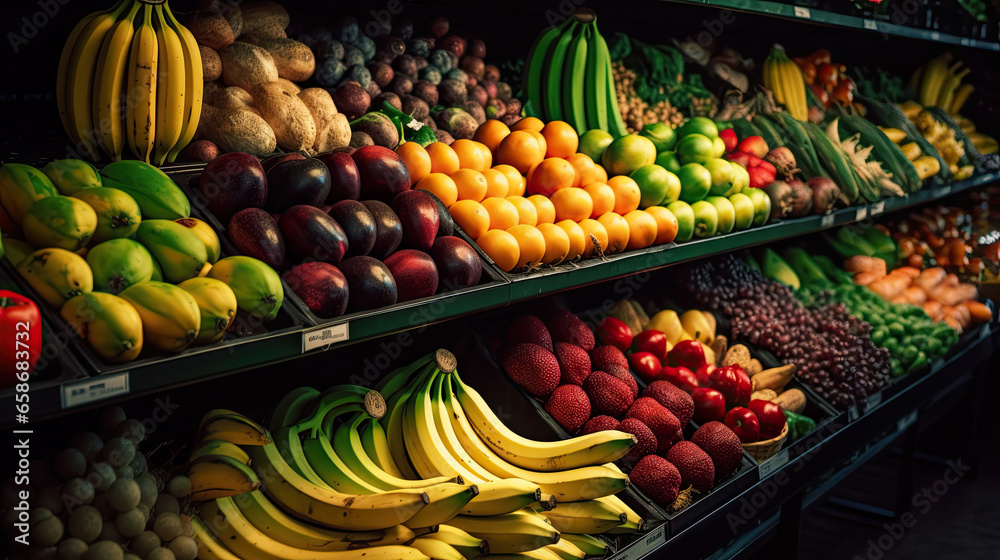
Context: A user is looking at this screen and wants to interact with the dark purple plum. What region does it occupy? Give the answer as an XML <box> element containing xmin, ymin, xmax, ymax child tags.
<box><xmin>391</xmin><ymin>190</ymin><xmax>439</xmax><ymax>251</ymax></box>
<box><xmin>227</xmin><ymin>208</ymin><xmax>286</xmax><ymax>269</ymax></box>
<box><xmin>266</xmin><ymin>158</ymin><xmax>332</xmax><ymax>211</ymax></box>
<box><xmin>352</xmin><ymin>146</ymin><xmax>410</xmax><ymax>202</ymax></box>
<box><xmin>315</xmin><ymin>152</ymin><xmax>361</xmax><ymax>203</ymax></box>
<box><xmin>359</xmin><ymin>200</ymin><xmax>402</xmax><ymax>259</ymax></box>
<box><xmin>327</xmin><ymin>200</ymin><xmax>376</xmax><ymax>258</ymax></box>
<box><xmin>383</xmin><ymin>250</ymin><xmax>438</xmax><ymax>302</ymax></box>
<box><xmin>198</xmin><ymin>152</ymin><xmax>266</xmax><ymax>223</ymax></box>
<box><xmin>282</xmin><ymin>262</ymin><xmax>349</xmax><ymax>318</ymax></box>
<box><xmin>279</xmin><ymin>205</ymin><xmax>349</xmax><ymax>264</ymax></box>
<box><xmin>339</xmin><ymin>256</ymin><xmax>397</xmax><ymax>312</ymax></box>
<box><xmin>430</xmin><ymin>236</ymin><xmax>482</xmax><ymax>290</ymax></box>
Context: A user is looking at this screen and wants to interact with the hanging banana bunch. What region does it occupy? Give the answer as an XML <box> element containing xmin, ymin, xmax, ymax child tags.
<box><xmin>57</xmin><ymin>0</ymin><xmax>203</xmax><ymax>165</ymax></box>
<box><xmin>913</xmin><ymin>52</ymin><xmax>974</xmax><ymax>115</ymax></box>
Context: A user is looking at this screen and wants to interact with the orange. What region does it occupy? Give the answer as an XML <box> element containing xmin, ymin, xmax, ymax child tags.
<box><xmin>450</xmin><ymin>169</ymin><xmax>489</xmax><ymax>202</ymax></box>
<box><xmin>607</xmin><ymin>176</ymin><xmax>641</xmax><ymax>214</ymax></box>
<box><xmin>645</xmin><ymin>205</ymin><xmax>679</xmax><ymax>244</ymax></box>
<box><xmin>550</xmin><ymin>188</ymin><xmax>593</xmax><ymax>223</ymax></box>
<box><xmin>505</xmin><ymin>196</ymin><xmax>538</xmax><ymax>226</ymax></box>
<box><xmin>529</xmin><ymin>132</ymin><xmax>548</xmax><ymax>161</ymax></box>
<box><xmin>496</xmin><ymin>131</ymin><xmax>545</xmax><ymax>175</ymax></box>
<box><xmin>566</xmin><ymin>153</ymin><xmax>598</xmax><ymax>188</ymax></box>
<box><xmin>481</xmin><ymin>197</ymin><xmax>520</xmax><ymax>231</ymax></box>
<box><xmin>426</xmin><ymin>142</ymin><xmax>461</xmax><ymax>175</ymax></box>
<box><xmin>526</xmin><ymin>157</ymin><xmax>576</xmax><ymax>198</ymax></box>
<box><xmin>624</xmin><ymin>210</ymin><xmax>658</xmax><ymax>250</ymax></box>
<box><xmin>506</xmin><ymin>224</ymin><xmax>546</xmax><ymax>271</ymax></box>
<box><xmin>578</xmin><ymin>219</ymin><xmax>609</xmax><ymax>257</ymax></box>
<box><xmin>598</xmin><ymin>212</ymin><xmax>630</xmax><ymax>254</ymax></box>
<box><xmin>449</xmin><ymin>200</ymin><xmax>490</xmax><ymax>239</ymax></box>
<box><xmin>541</xmin><ymin>120</ymin><xmax>580</xmax><ymax>158</ymax></box>
<box><xmin>583</xmin><ymin>182</ymin><xmax>615</xmax><ymax>219</ymax></box>
<box><xmin>556</xmin><ymin>220</ymin><xmax>586</xmax><ymax>261</ymax></box>
<box><xmin>481</xmin><ymin>168</ymin><xmax>510</xmax><ymax>198</ymax></box>
<box><xmin>473</xmin><ymin>120</ymin><xmax>511</xmax><ymax>155</ymax></box>
<box><xmin>451</xmin><ymin>139</ymin><xmax>492</xmax><ymax>171</ymax></box>
<box><xmin>476</xmin><ymin>229</ymin><xmax>519</xmax><ymax>272</ymax></box>
<box><xmin>536</xmin><ymin>223</ymin><xmax>570</xmax><ymax>265</ymax></box>
<box><xmin>527</xmin><ymin>195</ymin><xmax>556</xmax><ymax>224</ymax></box>
<box><xmin>510</xmin><ymin>116</ymin><xmax>545</xmax><ymax>133</ymax></box>
<box><xmin>396</xmin><ymin>142</ymin><xmax>432</xmax><ymax>185</ymax></box>
<box><xmin>593</xmin><ymin>164</ymin><xmax>609</xmax><ymax>184</ymax></box>
<box><xmin>493</xmin><ymin>164</ymin><xmax>525</xmax><ymax>196</ymax></box>
<box><xmin>415</xmin><ymin>173</ymin><xmax>459</xmax><ymax>207</ymax></box>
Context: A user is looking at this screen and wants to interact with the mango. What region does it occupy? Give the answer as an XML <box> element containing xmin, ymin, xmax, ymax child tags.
<box><xmin>72</xmin><ymin>187</ymin><xmax>141</xmax><ymax>242</ymax></box>
<box><xmin>61</xmin><ymin>292</ymin><xmax>143</xmax><ymax>362</ymax></box>
<box><xmin>23</xmin><ymin>196</ymin><xmax>98</xmax><ymax>251</ymax></box>
<box><xmin>178</xmin><ymin>277</ymin><xmax>238</xmax><ymax>345</ymax></box>
<box><xmin>120</xmin><ymin>281</ymin><xmax>201</xmax><ymax>352</ymax></box>
<box><xmin>41</xmin><ymin>159</ymin><xmax>102</xmax><ymax>195</ymax></box>
<box><xmin>17</xmin><ymin>248</ymin><xmax>93</xmax><ymax>308</ymax></box>
<box><xmin>175</xmin><ymin>217</ymin><xmax>221</xmax><ymax>264</ymax></box>
<box><xmin>99</xmin><ymin>161</ymin><xmax>190</xmax><ymax>220</ymax></box>
<box><xmin>87</xmin><ymin>239</ymin><xmax>155</xmax><ymax>294</ymax></box>
<box><xmin>0</xmin><ymin>163</ymin><xmax>58</xmax><ymax>226</ymax></box>
<box><xmin>207</xmin><ymin>256</ymin><xmax>283</xmax><ymax>321</ymax></box>
<box><xmin>135</xmin><ymin>220</ymin><xmax>209</xmax><ymax>284</ymax></box>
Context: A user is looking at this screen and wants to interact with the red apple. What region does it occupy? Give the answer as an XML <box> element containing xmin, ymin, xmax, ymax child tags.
<box><xmin>737</xmin><ymin>136</ymin><xmax>769</xmax><ymax>159</ymax></box>
<box><xmin>659</xmin><ymin>365</ymin><xmax>699</xmax><ymax>393</ymax></box>
<box><xmin>695</xmin><ymin>363</ymin><xmax>715</xmax><ymax>387</ymax></box>
<box><xmin>391</xmin><ymin>190</ymin><xmax>440</xmax><ymax>251</ymax></box>
<box><xmin>707</xmin><ymin>365</ymin><xmax>743</xmax><ymax>407</ymax></box>
<box><xmin>724</xmin><ymin>407</ymin><xmax>760</xmax><ymax>443</ymax></box>
<box><xmin>631</xmin><ymin>330</ymin><xmax>668</xmax><ymax>362</ymax></box>
<box><xmin>748</xmin><ymin>399</ymin><xmax>786</xmax><ymax>440</ymax></box>
<box><xmin>628</xmin><ymin>352</ymin><xmax>662</xmax><ymax>384</ymax></box>
<box><xmin>734</xmin><ymin>366</ymin><xmax>752</xmax><ymax>406</ymax></box>
<box><xmin>668</xmin><ymin>339</ymin><xmax>707</xmax><ymax>371</ymax></box>
<box><xmin>596</xmin><ymin>317</ymin><xmax>634</xmax><ymax>351</ymax></box>
<box><xmin>720</xmin><ymin>128</ymin><xmax>739</xmax><ymax>153</ymax></box>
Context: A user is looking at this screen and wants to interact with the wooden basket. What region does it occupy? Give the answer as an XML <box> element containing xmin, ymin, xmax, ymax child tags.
<box><xmin>742</xmin><ymin>422</ymin><xmax>789</xmax><ymax>462</ymax></box>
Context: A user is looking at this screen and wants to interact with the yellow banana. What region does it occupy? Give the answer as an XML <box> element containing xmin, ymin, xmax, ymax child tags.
<box><xmin>539</xmin><ymin>500</ymin><xmax>626</xmax><ymax>534</ymax></box>
<box><xmin>410</xmin><ymin>538</ymin><xmax>466</xmax><ymax>560</ymax></box>
<box><xmin>119</xmin><ymin>281</ymin><xmax>200</xmax><ymax>352</ymax></box>
<box><xmin>163</xmin><ymin>4</ymin><xmax>204</xmax><ymax>163</ymax></box>
<box><xmin>459</xmin><ymin>479</ymin><xmax>542</xmax><ymax>517</ymax></box>
<box><xmin>92</xmin><ymin>1</ymin><xmax>140</xmax><ymax>160</ymax></box>
<box><xmin>199</xmin><ymin>409</ymin><xmax>271</xmax><ymax>446</ymax></box>
<box><xmin>152</xmin><ymin>5</ymin><xmax>185</xmax><ymax>165</ymax></box>
<box><xmin>919</xmin><ymin>52</ymin><xmax>952</xmax><ymax>107</ymax></box>
<box><xmin>936</xmin><ymin>63</ymin><xmax>970</xmax><ymax>112</ymax></box>
<box><xmin>446</xmin><ymin>511</ymin><xmax>559</xmax><ymax>554</ymax></box>
<box><xmin>545</xmin><ymin>538</ymin><xmax>588</xmax><ymax>560</ymax></box>
<box><xmin>192</xmin><ymin>515</ymin><xmax>242</xmax><ymax>560</ymax></box>
<box><xmin>188</xmin><ymin>454</ymin><xmax>260</xmax><ymax>502</ymax></box>
<box><xmin>125</xmin><ymin>4</ymin><xmax>158</xmax><ymax>163</ymax></box>
<box><xmin>950</xmin><ymin>84</ymin><xmax>974</xmax><ymax>115</ymax></box>
<box><xmin>597</xmin><ymin>494</ymin><xmax>644</xmax><ymax>530</ymax></box>
<box><xmin>360</xmin><ymin>417</ymin><xmax>406</xmax><ymax>479</ymax></box>
<box><xmin>427</xmin><ymin>525</ymin><xmax>488</xmax><ymax>558</ymax></box>
<box><xmin>188</xmin><ymin>440</ymin><xmax>250</xmax><ymax>466</ymax></box>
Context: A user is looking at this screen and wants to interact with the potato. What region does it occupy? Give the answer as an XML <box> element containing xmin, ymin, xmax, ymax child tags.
<box><xmin>276</xmin><ymin>78</ymin><xmax>301</xmax><ymax>95</ymax></box>
<box><xmin>240</xmin><ymin>23</ymin><xmax>286</xmax><ymax>42</ymax></box>
<box><xmin>253</xmin><ymin>81</ymin><xmax>317</xmax><ymax>152</ymax></box>
<box><xmin>321</xmin><ymin>113</ymin><xmax>352</xmax><ymax>153</ymax></box>
<box><xmin>197</xmin><ymin>105</ymin><xmax>277</xmax><ymax>156</ymax></box>
<box><xmin>257</xmin><ymin>38</ymin><xmax>315</xmax><ymax>82</ymax></box>
<box><xmin>185</xmin><ymin>11</ymin><xmax>233</xmax><ymax>51</ymax></box>
<box><xmin>298</xmin><ymin>88</ymin><xmax>338</xmax><ymax>153</ymax></box>
<box><xmin>218</xmin><ymin>42</ymin><xmax>278</xmax><ymax>93</ymax></box>
<box><xmin>210</xmin><ymin>86</ymin><xmax>257</xmax><ymax>114</ymax></box>
<box><xmin>199</xmin><ymin>45</ymin><xmax>222</xmax><ymax>82</ymax></box>
<box><xmin>203</xmin><ymin>80</ymin><xmax>224</xmax><ymax>103</ymax></box>
<box><xmin>240</xmin><ymin>2</ymin><xmax>290</xmax><ymax>35</ymax></box>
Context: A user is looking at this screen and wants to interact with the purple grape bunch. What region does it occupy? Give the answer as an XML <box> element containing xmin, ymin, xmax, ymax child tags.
<box><xmin>675</xmin><ymin>255</ymin><xmax>890</xmax><ymax>408</ymax></box>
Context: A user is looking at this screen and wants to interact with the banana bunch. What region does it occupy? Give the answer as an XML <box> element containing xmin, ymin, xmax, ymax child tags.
<box><xmin>188</xmin><ymin>350</ymin><xmax>643</xmax><ymax>558</ymax></box>
<box><xmin>763</xmin><ymin>44</ymin><xmax>808</xmax><ymax>121</ymax></box>
<box><xmin>913</xmin><ymin>53</ymin><xmax>974</xmax><ymax>115</ymax></box>
<box><xmin>57</xmin><ymin>0</ymin><xmax>202</xmax><ymax>164</ymax></box>
<box><xmin>523</xmin><ymin>9</ymin><xmax>629</xmax><ymax>136</ymax></box>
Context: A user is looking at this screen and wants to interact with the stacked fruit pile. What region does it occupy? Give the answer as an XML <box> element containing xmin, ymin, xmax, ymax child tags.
<box><xmin>8</xmin><ymin>406</ymin><xmax>195</xmax><ymax>559</ymax></box>
<box><xmin>201</xmin><ymin>148</ymin><xmax>481</xmax><ymax>319</ymax></box>
<box><xmin>57</xmin><ymin>0</ymin><xmax>202</xmax><ymax>164</ymax></box>
<box><xmin>0</xmin><ymin>160</ymin><xmax>282</xmax><ymax>361</ymax></box>
<box><xmin>496</xmin><ymin>307</ymin><xmax>756</xmax><ymax>509</ymax></box>
<box><xmin>187</xmin><ymin>350</ymin><xmax>637</xmax><ymax>559</ymax></box>
<box><xmin>673</xmin><ymin>254</ymin><xmax>891</xmax><ymax>408</ymax></box>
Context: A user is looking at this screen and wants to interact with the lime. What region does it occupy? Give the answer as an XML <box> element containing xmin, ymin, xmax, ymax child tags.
<box><xmin>676</xmin><ymin>163</ymin><xmax>712</xmax><ymax>203</ymax></box>
<box><xmin>601</xmin><ymin>134</ymin><xmax>657</xmax><ymax>177</ymax></box>
<box><xmin>675</xmin><ymin>133</ymin><xmax>715</xmax><ymax>165</ymax></box>
<box><xmin>578</xmin><ymin>129</ymin><xmax>614</xmax><ymax>162</ymax></box>
<box><xmin>654</xmin><ymin>151</ymin><xmax>682</xmax><ymax>174</ymax></box>
<box><xmin>677</xmin><ymin>117</ymin><xmax>719</xmax><ymax>140</ymax></box>
<box><xmin>666</xmin><ymin>201</ymin><xmax>695</xmax><ymax>242</ymax></box>
<box><xmin>631</xmin><ymin>164</ymin><xmax>681</xmax><ymax>208</ymax></box>
<box><xmin>638</xmin><ymin>122</ymin><xmax>677</xmax><ymax>153</ymax></box>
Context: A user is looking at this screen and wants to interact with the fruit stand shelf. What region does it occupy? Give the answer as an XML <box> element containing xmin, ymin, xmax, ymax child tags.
<box><xmin>666</xmin><ymin>0</ymin><xmax>1000</xmax><ymax>50</ymax></box>
<box><xmin>2</xmin><ymin>171</ymin><xmax>996</xmax><ymax>428</ymax></box>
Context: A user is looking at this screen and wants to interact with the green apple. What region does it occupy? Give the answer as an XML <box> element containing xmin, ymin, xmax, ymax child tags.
<box><xmin>638</xmin><ymin>122</ymin><xmax>677</xmax><ymax>153</ymax></box>
<box><xmin>745</xmin><ymin>188</ymin><xmax>772</xmax><ymax>227</ymax></box>
<box><xmin>712</xmin><ymin>136</ymin><xmax>726</xmax><ymax>159</ymax></box>
<box><xmin>631</xmin><ymin>164</ymin><xmax>681</xmax><ymax>208</ymax></box>
<box><xmin>731</xmin><ymin>161</ymin><xmax>750</xmax><ymax>191</ymax></box>
<box><xmin>675</xmin><ymin>134</ymin><xmax>715</xmax><ymax>165</ymax></box>
<box><xmin>676</xmin><ymin>162</ymin><xmax>712</xmax><ymax>203</ymax></box>
<box><xmin>691</xmin><ymin>200</ymin><xmax>719</xmax><ymax>238</ymax></box>
<box><xmin>677</xmin><ymin>116</ymin><xmax>719</xmax><ymax>140</ymax></box>
<box><xmin>578</xmin><ymin>129</ymin><xmax>615</xmax><ymax>162</ymax></box>
<box><xmin>729</xmin><ymin>192</ymin><xmax>755</xmax><ymax>230</ymax></box>
<box><xmin>705</xmin><ymin>158</ymin><xmax>736</xmax><ymax>197</ymax></box>
<box><xmin>666</xmin><ymin>200</ymin><xmax>695</xmax><ymax>242</ymax></box>
<box><xmin>705</xmin><ymin>196</ymin><xmax>735</xmax><ymax>235</ymax></box>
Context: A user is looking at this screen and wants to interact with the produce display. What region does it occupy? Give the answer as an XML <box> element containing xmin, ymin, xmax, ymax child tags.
<box><xmin>0</xmin><ymin>160</ymin><xmax>283</xmax><ymax>362</ymax></box>
<box><xmin>9</xmin><ymin>405</ymin><xmax>196</xmax><ymax>560</ymax></box>
<box><xmin>185</xmin><ymin>350</ymin><xmax>638</xmax><ymax>558</ymax></box>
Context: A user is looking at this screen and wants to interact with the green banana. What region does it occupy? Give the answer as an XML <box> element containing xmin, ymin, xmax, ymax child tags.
<box><xmin>583</xmin><ymin>21</ymin><xmax>609</xmax><ymax>132</ymax></box>
<box><xmin>543</xmin><ymin>20</ymin><xmax>579</xmax><ymax>121</ymax></box>
<box><xmin>523</xmin><ymin>18</ymin><xmax>573</xmax><ymax>118</ymax></box>
<box><xmin>562</xmin><ymin>23</ymin><xmax>590</xmax><ymax>135</ymax></box>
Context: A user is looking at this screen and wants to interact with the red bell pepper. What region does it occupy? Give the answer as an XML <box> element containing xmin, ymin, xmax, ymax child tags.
<box><xmin>1</xmin><ymin>291</ymin><xmax>42</xmax><ymax>389</ymax></box>
<box><xmin>707</xmin><ymin>365</ymin><xmax>743</xmax><ymax>406</ymax></box>
<box><xmin>631</xmin><ymin>329</ymin><xmax>668</xmax><ymax>362</ymax></box>
<box><xmin>667</xmin><ymin>339</ymin><xmax>706</xmax><ymax>371</ymax></box>
<box><xmin>596</xmin><ymin>317</ymin><xmax>633</xmax><ymax>352</ymax></box>
<box><xmin>628</xmin><ymin>352</ymin><xmax>662</xmax><ymax>384</ymax></box>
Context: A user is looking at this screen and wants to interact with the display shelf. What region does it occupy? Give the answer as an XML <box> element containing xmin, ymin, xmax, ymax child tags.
<box><xmin>666</xmin><ymin>0</ymin><xmax>1000</xmax><ymax>50</ymax></box>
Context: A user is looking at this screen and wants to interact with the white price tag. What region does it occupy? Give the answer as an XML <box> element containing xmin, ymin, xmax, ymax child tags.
<box><xmin>614</xmin><ymin>524</ymin><xmax>666</xmax><ymax>559</ymax></box>
<box><xmin>867</xmin><ymin>392</ymin><xmax>883</xmax><ymax>409</ymax></box>
<box><xmin>758</xmin><ymin>449</ymin><xmax>790</xmax><ymax>479</ymax></box>
<box><xmin>960</xmin><ymin>38</ymin><xmax>970</xmax><ymax>46</ymax></box>
<box><xmin>302</xmin><ymin>323</ymin><xmax>350</xmax><ymax>352</ymax></box>
<box><xmin>864</xmin><ymin>19</ymin><xmax>878</xmax><ymax>30</ymax></box>
<box><xmin>871</xmin><ymin>201</ymin><xmax>885</xmax><ymax>216</ymax></box>
<box><xmin>821</xmin><ymin>214</ymin><xmax>835</xmax><ymax>227</ymax></box>
<box><xmin>930</xmin><ymin>32</ymin><xmax>941</xmax><ymax>41</ymax></box>
<box><xmin>794</xmin><ymin>6</ymin><xmax>811</xmax><ymax>18</ymax></box>
<box><xmin>855</xmin><ymin>207</ymin><xmax>868</xmax><ymax>221</ymax></box>
<box><xmin>897</xmin><ymin>411</ymin><xmax>918</xmax><ymax>432</ymax></box>
<box><xmin>848</xmin><ymin>405</ymin><xmax>860</xmax><ymax>422</ymax></box>
<box><xmin>62</xmin><ymin>372</ymin><xmax>130</xmax><ymax>409</ymax></box>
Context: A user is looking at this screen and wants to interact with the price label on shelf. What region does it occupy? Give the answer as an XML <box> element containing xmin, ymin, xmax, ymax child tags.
<box><xmin>848</xmin><ymin>405</ymin><xmax>860</xmax><ymax>422</ymax></box>
<box><xmin>302</xmin><ymin>323</ymin><xmax>350</xmax><ymax>352</ymax></box>
<box><xmin>62</xmin><ymin>372</ymin><xmax>130</xmax><ymax>409</ymax></box>
<box><xmin>821</xmin><ymin>214</ymin><xmax>835</xmax><ymax>227</ymax></box>
<box><xmin>871</xmin><ymin>201</ymin><xmax>885</xmax><ymax>216</ymax></box>
<box><xmin>794</xmin><ymin>6</ymin><xmax>811</xmax><ymax>18</ymax></box>
<box><xmin>758</xmin><ymin>449</ymin><xmax>790</xmax><ymax>479</ymax></box>
<box><xmin>932</xmin><ymin>186</ymin><xmax>951</xmax><ymax>198</ymax></box>
<box><xmin>897</xmin><ymin>411</ymin><xmax>918</xmax><ymax>432</ymax></box>
<box><xmin>930</xmin><ymin>32</ymin><xmax>941</xmax><ymax>41</ymax></box>
<box><xmin>867</xmin><ymin>392</ymin><xmax>883</xmax><ymax>410</ymax></box>
<box><xmin>960</xmin><ymin>38</ymin><xmax>971</xmax><ymax>46</ymax></box>
<box><xmin>855</xmin><ymin>207</ymin><xmax>868</xmax><ymax>221</ymax></box>
<box><xmin>863</xmin><ymin>19</ymin><xmax>878</xmax><ymax>30</ymax></box>
<box><xmin>980</xmin><ymin>324</ymin><xmax>991</xmax><ymax>340</ymax></box>
<box><xmin>613</xmin><ymin>525</ymin><xmax>665</xmax><ymax>560</ymax></box>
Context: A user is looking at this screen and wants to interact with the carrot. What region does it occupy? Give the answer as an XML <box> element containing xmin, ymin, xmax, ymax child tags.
<box><xmin>914</xmin><ymin>267</ymin><xmax>946</xmax><ymax>292</ymax></box>
<box><xmin>923</xmin><ymin>300</ymin><xmax>943</xmax><ymax>321</ymax></box>
<box><xmin>902</xmin><ymin>286</ymin><xmax>927</xmax><ymax>306</ymax></box>
<box><xmin>890</xmin><ymin>295</ymin><xmax>909</xmax><ymax>305</ymax></box>
<box><xmin>931</xmin><ymin>283</ymin><xmax>978</xmax><ymax>307</ymax></box>
<box><xmin>844</xmin><ymin>255</ymin><xmax>887</xmax><ymax>276</ymax></box>
<box><xmin>943</xmin><ymin>315</ymin><xmax>962</xmax><ymax>331</ymax></box>
<box><xmin>896</xmin><ymin>267</ymin><xmax>922</xmax><ymax>278</ymax></box>
<box><xmin>963</xmin><ymin>300</ymin><xmax>993</xmax><ymax>323</ymax></box>
<box><xmin>854</xmin><ymin>271</ymin><xmax>883</xmax><ymax>286</ymax></box>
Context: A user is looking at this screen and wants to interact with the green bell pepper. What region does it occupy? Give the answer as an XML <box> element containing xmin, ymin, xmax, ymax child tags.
<box><xmin>783</xmin><ymin>410</ymin><xmax>816</xmax><ymax>440</ymax></box>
